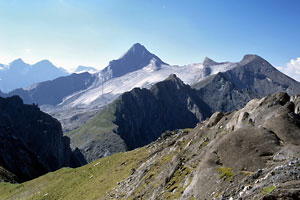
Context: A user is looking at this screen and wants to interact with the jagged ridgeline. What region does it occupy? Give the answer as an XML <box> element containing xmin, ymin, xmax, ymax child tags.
<box><xmin>2</xmin><ymin>44</ymin><xmax>300</xmax><ymax>135</ymax></box>
<box><xmin>0</xmin><ymin>96</ymin><xmax>86</xmax><ymax>183</ymax></box>
<box><xmin>1</xmin><ymin>43</ymin><xmax>300</xmax><ymax>199</ymax></box>
<box><xmin>1</xmin><ymin>92</ymin><xmax>299</xmax><ymax>199</ymax></box>
<box><xmin>67</xmin><ymin>74</ymin><xmax>212</xmax><ymax>162</ymax></box>
<box><xmin>67</xmin><ymin>52</ymin><xmax>300</xmax><ymax>163</ymax></box>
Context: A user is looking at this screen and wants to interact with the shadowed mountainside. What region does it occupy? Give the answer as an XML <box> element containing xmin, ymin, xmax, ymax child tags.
<box><xmin>1</xmin><ymin>92</ymin><xmax>299</xmax><ymax>199</ymax></box>
<box><xmin>68</xmin><ymin>74</ymin><xmax>212</xmax><ymax>162</ymax></box>
<box><xmin>0</xmin><ymin>96</ymin><xmax>86</xmax><ymax>182</ymax></box>
<box><xmin>4</xmin><ymin>72</ymin><xmax>96</xmax><ymax>106</ymax></box>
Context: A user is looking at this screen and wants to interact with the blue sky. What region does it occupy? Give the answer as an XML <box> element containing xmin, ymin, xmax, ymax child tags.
<box><xmin>0</xmin><ymin>0</ymin><xmax>300</xmax><ymax>76</ymax></box>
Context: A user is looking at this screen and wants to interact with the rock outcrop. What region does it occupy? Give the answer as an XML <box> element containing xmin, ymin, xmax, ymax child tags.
<box><xmin>101</xmin><ymin>43</ymin><xmax>168</xmax><ymax>80</ymax></box>
<box><xmin>192</xmin><ymin>54</ymin><xmax>300</xmax><ymax>114</ymax></box>
<box><xmin>103</xmin><ymin>92</ymin><xmax>300</xmax><ymax>199</ymax></box>
<box><xmin>68</xmin><ymin>74</ymin><xmax>212</xmax><ymax>162</ymax></box>
<box><xmin>0</xmin><ymin>96</ymin><xmax>86</xmax><ymax>182</ymax></box>
<box><xmin>222</xmin><ymin>54</ymin><xmax>300</xmax><ymax>97</ymax></box>
<box><xmin>193</xmin><ymin>72</ymin><xmax>258</xmax><ymax>112</ymax></box>
<box><xmin>1</xmin><ymin>92</ymin><xmax>300</xmax><ymax>199</ymax></box>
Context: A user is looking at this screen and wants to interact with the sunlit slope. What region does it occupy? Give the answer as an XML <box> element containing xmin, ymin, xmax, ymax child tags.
<box><xmin>0</xmin><ymin>147</ymin><xmax>149</xmax><ymax>200</ymax></box>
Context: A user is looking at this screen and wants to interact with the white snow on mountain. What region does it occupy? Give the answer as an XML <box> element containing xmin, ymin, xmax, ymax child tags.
<box><xmin>56</xmin><ymin>61</ymin><xmax>235</xmax><ymax>110</ymax></box>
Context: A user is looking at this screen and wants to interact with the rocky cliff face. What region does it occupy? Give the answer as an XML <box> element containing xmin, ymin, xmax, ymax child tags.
<box><xmin>1</xmin><ymin>92</ymin><xmax>299</xmax><ymax>199</ymax></box>
<box><xmin>0</xmin><ymin>96</ymin><xmax>86</xmax><ymax>182</ymax></box>
<box><xmin>114</xmin><ymin>74</ymin><xmax>212</xmax><ymax>150</ymax></box>
<box><xmin>222</xmin><ymin>54</ymin><xmax>300</xmax><ymax>97</ymax></box>
<box><xmin>191</xmin><ymin>54</ymin><xmax>300</xmax><ymax>113</ymax></box>
<box><xmin>192</xmin><ymin>72</ymin><xmax>259</xmax><ymax>112</ymax></box>
<box><xmin>291</xmin><ymin>95</ymin><xmax>300</xmax><ymax>114</ymax></box>
<box><xmin>101</xmin><ymin>43</ymin><xmax>168</xmax><ymax>80</ymax></box>
<box><xmin>103</xmin><ymin>92</ymin><xmax>300</xmax><ymax>199</ymax></box>
<box><xmin>68</xmin><ymin>74</ymin><xmax>212</xmax><ymax>162</ymax></box>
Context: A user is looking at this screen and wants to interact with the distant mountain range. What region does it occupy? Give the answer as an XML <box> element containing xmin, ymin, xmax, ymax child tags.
<box><xmin>0</xmin><ymin>59</ymin><xmax>100</xmax><ymax>93</ymax></box>
<box><xmin>0</xmin><ymin>59</ymin><xmax>69</xmax><ymax>92</ymax></box>
<box><xmin>1</xmin><ymin>43</ymin><xmax>300</xmax><ymax>163</ymax></box>
<box><xmin>0</xmin><ymin>43</ymin><xmax>300</xmax><ymax>199</ymax></box>
<box><xmin>1</xmin><ymin>43</ymin><xmax>238</xmax><ymax>131</ymax></box>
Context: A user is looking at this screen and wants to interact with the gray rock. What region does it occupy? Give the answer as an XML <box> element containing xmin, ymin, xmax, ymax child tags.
<box><xmin>101</xmin><ymin>43</ymin><xmax>168</xmax><ymax>80</ymax></box>
<box><xmin>69</xmin><ymin>74</ymin><xmax>212</xmax><ymax>162</ymax></box>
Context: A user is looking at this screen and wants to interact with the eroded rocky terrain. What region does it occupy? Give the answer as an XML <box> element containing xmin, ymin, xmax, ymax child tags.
<box><xmin>103</xmin><ymin>92</ymin><xmax>300</xmax><ymax>199</ymax></box>
<box><xmin>1</xmin><ymin>92</ymin><xmax>299</xmax><ymax>200</ymax></box>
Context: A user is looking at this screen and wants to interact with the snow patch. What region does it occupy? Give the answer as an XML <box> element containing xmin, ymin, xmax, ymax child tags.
<box><xmin>57</xmin><ymin>62</ymin><xmax>236</xmax><ymax>109</ymax></box>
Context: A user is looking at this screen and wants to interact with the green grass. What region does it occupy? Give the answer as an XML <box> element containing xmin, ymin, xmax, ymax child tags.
<box><xmin>183</xmin><ymin>128</ymin><xmax>193</xmax><ymax>133</ymax></box>
<box><xmin>217</xmin><ymin>167</ymin><xmax>234</xmax><ymax>181</ymax></box>
<box><xmin>0</xmin><ymin>147</ymin><xmax>149</xmax><ymax>200</ymax></box>
<box><xmin>261</xmin><ymin>185</ymin><xmax>276</xmax><ymax>195</ymax></box>
<box><xmin>66</xmin><ymin>101</ymin><xmax>119</xmax><ymax>146</ymax></box>
<box><xmin>164</xmin><ymin>165</ymin><xmax>192</xmax><ymax>199</ymax></box>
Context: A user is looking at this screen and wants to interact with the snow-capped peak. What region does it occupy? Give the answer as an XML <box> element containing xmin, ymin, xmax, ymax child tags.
<box><xmin>202</xmin><ymin>57</ymin><xmax>219</xmax><ymax>67</ymax></box>
<box><xmin>100</xmin><ymin>43</ymin><xmax>168</xmax><ymax>80</ymax></box>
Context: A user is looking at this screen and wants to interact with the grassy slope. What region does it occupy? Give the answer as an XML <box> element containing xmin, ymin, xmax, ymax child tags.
<box><xmin>66</xmin><ymin>101</ymin><xmax>119</xmax><ymax>148</ymax></box>
<box><xmin>0</xmin><ymin>147</ymin><xmax>149</xmax><ymax>200</ymax></box>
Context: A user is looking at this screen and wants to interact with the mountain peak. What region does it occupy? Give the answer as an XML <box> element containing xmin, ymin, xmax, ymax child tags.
<box><xmin>202</xmin><ymin>57</ymin><xmax>218</xmax><ymax>67</ymax></box>
<box><xmin>102</xmin><ymin>43</ymin><xmax>168</xmax><ymax>79</ymax></box>
<box><xmin>8</xmin><ymin>58</ymin><xmax>29</xmax><ymax>71</ymax></box>
<box><xmin>10</xmin><ymin>58</ymin><xmax>25</xmax><ymax>65</ymax></box>
<box><xmin>34</xmin><ymin>60</ymin><xmax>53</xmax><ymax>66</ymax></box>
<box><xmin>128</xmin><ymin>43</ymin><xmax>145</xmax><ymax>51</ymax></box>
<box><xmin>162</xmin><ymin>73</ymin><xmax>185</xmax><ymax>87</ymax></box>
<box><xmin>166</xmin><ymin>73</ymin><xmax>180</xmax><ymax>81</ymax></box>
<box><xmin>121</xmin><ymin>43</ymin><xmax>151</xmax><ymax>59</ymax></box>
<box><xmin>240</xmin><ymin>54</ymin><xmax>265</xmax><ymax>65</ymax></box>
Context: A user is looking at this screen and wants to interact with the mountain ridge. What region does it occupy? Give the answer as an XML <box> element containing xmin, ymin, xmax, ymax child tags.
<box><xmin>0</xmin><ymin>59</ymin><xmax>69</xmax><ymax>92</ymax></box>
<box><xmin>68</xmin><ymin>74</ymin><xmax>212</xmax><ymax>162</ymax></box>
<box><xmin>1</xmin><ymin>44</ymin><xmax>300</xmax><ymax>133</ymax></box>
<box><xmin>1</xmin><ymin>92</ymin><xmax>299</xmax><ymax>199</ymax></box>
<box><xmin>100</xmin><ymin>43</ymin><xmax>168</xmax><ymax>80</ymax></box>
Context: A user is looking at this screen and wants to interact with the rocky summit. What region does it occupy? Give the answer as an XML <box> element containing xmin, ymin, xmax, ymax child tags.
<box><xmin>67</xmin><ymin>74</ymin><xmax>212</xmax><ymax>162</ymax></box>
<box><xmin>1</xmin><ymin>92</ymin><xmax>299</xmax><ymax>199</ymax></box>
<box><xmin>0</xmin><ymin>96</ymin><xmax>86</xmax><ymax>182</ymax></box>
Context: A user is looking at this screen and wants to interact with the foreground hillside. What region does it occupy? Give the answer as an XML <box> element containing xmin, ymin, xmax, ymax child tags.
<box><xmin>1</xmin><ymin>92</ymin><xmax>299</xmax><ymax>199</ymax></box>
